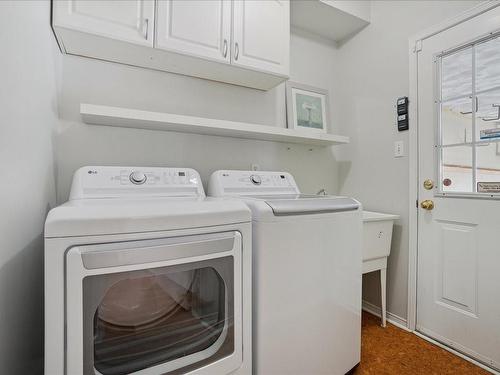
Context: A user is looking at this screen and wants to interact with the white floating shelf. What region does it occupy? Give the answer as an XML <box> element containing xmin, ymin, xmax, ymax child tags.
<box><xmin>80</xmin><ymin>104</ymin><xmax>349</xmax><ymax>147</ymax></box>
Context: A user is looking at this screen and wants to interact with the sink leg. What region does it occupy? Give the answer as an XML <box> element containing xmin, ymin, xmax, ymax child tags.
<box><xmin>381</xmin><ymin>267</ymin><xmax>387</xmax><ymax>327</ymax></box>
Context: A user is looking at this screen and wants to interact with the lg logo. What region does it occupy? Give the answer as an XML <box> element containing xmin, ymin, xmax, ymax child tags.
<box><xmin>87</xmin><ymin>170</ymin><xmax>97</xmax><ymax>175</ymax></box>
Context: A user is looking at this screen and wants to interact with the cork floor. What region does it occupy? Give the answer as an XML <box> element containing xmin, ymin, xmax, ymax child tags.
<box><xmin>354</xmin><ymin>312</ymin><xmax>490</xmax><ymax>375</ymax></box>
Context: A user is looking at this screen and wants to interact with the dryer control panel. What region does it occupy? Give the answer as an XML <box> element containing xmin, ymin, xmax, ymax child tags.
<box><xmin>69</xmin><ymin>166</ymin><xmax>204</xmax><ymax>200</ymax></box>
<box><xmin>208</xmin><ymin>170</ymin><xmax>300</xmax><ymax>196</ymax></box>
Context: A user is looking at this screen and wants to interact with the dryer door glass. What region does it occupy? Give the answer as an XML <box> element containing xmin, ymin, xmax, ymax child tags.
<box><xmin>82</xmin><ymin>257</ymin><xmax>234</xmax><ymax>375</ymax></box>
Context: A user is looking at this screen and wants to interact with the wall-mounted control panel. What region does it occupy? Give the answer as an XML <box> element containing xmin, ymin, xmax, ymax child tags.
<box><xmin>397</xmin><ymin>97</ymin><xmax>409</xmax><ymax>131</ymax></box>
<box><xmin>69</xmin><ymin>166</ymin><xmax>204</xmax><ymax>199</ymax></box>
<box><xmin>208</xmin><ymin>170</ymin><xmax>300</xmax><ymax>196</ymax></box>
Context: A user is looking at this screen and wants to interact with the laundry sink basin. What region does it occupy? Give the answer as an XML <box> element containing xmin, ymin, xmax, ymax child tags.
<box><xmin>362</xmin><ymin>211</ymin><xmax>399</xmax><ymax>327</ymax></box>
<box><xmin>362</xmin><ymin>211</ymin><xmax>399</xmax><ymax>261</ymax></box>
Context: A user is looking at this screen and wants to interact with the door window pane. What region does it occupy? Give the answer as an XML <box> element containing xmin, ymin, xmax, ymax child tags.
<box><xmin>475</xmin><ymin>89</ymin><xmax>500</xmax><ymax>142</ymax></box>
<box><xmin>438</xmin><ymin>34</ymin><xmax>500</xmax><ymax>195</ymax></box>
<box><xmin>476</xmin><ymin>142</ymin><xmax>500</xmax><ymax>190</ymax></box>
<box><xmin>476</xmin><ymin>35</ymin><xmax>500</xmax><ymax>93</ymax></box>
<box><xmin>84</xmin><ymin>260</ymin><xmax>234</xmax><ymax>375</ymax></box>
<box><xmin>441</xmin><ymin>47</ymin><xmax>472</xmax><ymax>100</ymax></box>
<box><xmin>441</xmin><ymin>145</ymin><xmax>473</xmax><ymax>193</ymax></box>
<box><xmin>441</xmin><ymin>97</ymin><xmax>472</xmax><ymax>145</ymax></box>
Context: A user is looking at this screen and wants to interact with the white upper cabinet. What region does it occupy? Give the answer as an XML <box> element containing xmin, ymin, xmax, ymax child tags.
<box><xmin>52</xmin><ymin>0</ymin><xmax>290</xmax><ymax>90</ymax></box>
<box><xmin>53</xmin><ymin>0</ymin><xmax>155</xmax><ymax>46</ymax></box>
<box><xmin>232</xmin><ymin>0</ymin><xmax>290</xmax><ymax>76</ymax></box>
<box><xmin>156</xmin><ymin>0</ymin><xmax>231</xmax><ymax>63</ymax></box>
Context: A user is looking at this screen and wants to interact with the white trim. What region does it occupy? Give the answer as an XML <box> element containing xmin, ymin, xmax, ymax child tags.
<box><xmin>411</xmin><ymin>1</ymin><xmax>500</xmax><ymax>42</ymax></box>
<box><xmin>407</xmin><ymin>36</ymin><xmax>419</xmax><ymax>332</ymax></box>
<box><xmin>362</xmin><ymin>300</ymin><xmax>409</xmax><ymax>332</ymax></box>
<box><xmin>413</xmin><ymin>332</ymin><xmax>499</xmax><ymax>375</ymax></box>
<box><xmin>407</xmin><ymin>0</ymin><xmax>500</xmax><ymax>333</ymax></box>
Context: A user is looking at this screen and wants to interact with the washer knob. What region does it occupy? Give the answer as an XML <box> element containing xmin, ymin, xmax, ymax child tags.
<box><xmin>250</xmin><ymin>174</ymin><xmax>261</xmax><ymax>185</ymax></box>
<box><xmin>129</xmin><ymin>171</ymin><xmax>147</xmax><ymax>185</ymax></box>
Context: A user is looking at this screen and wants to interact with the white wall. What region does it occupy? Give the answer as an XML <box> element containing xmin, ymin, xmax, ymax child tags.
<box><xmin>0</xmin><ymin>2</ymin><xmax>58</xmax><ymax>374</ymax></box>
<box><xmin>55</xmin><ymin>32</ymin><xmax>343</xmax><ymax>202</ymax></box>
<box><xmin>335</xmin><ymin>0</ymin><xmax>482</xmax><ymax>320</ymax></box>
<box><xmin>1</xmin><ymin>3</ymin><xmax>489</xmax><ymax>373</ymax></box>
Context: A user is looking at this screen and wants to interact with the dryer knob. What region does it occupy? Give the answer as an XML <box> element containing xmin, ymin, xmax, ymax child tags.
<box><xmin>250</xmin><ymin>174</ymin><xmax>262</xmax><ymax>185</ymax></box>
<box><xmin>130</xmin><ymin>171</ymin><xmax>147</xmax><ymax>185</ymax></box>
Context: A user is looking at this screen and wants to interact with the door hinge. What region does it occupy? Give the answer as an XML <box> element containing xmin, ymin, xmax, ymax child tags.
<box><xmin>414</xmin><ymin>40</ymin><xmax>423</xmax><ymax>53</ymax></box>
<box><xmin>416</xmin><ymin>199</ymin><xmax>419</xmax><ymax>208</ymax></box>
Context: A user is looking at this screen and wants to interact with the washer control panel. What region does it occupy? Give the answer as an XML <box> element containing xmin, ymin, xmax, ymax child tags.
<box><xmin>208</xmin><ymin>170</ymin><xmax>300</xmax><ymax>196</ymax></box>
<box><xmin>69</xmin><ymin>166</ymin><xmax>204</xmax><ymax>200</ymax></box>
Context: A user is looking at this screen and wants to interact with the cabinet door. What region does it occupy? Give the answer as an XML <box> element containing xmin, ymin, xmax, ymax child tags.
<box><xmin>53</xmin><ymin>0</ymin><xmax>154</xmax><ymax>47</ymax></box>
<box><xmin>156</xmin><ymin>0</ymin><xmax>231</xmax><ymax>63</ymax></box>
<box><xmin>232</xmin><ymin>0</ymin><xmax>290</xmax><ymax>76</ymax></box>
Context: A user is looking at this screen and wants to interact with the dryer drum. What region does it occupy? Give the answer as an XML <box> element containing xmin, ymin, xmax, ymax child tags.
<box><xmin>92</xmin><ymin>267</ymin><xmax>232</xmax><ymax>375</ymax></box>
<box><xmin>97</xmin><ymin>271</ymin><xmax>195</xmax><ymax>328</ymax></box>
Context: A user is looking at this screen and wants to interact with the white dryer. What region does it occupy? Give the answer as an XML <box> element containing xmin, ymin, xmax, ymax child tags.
<box><xmin>208</xmin><ymin>170</ymin><xmax>362</xmax><ymax>375</ymax></box>
<box><xmin>44</xmin><ymin>166</ymin><xmax>252</xmax><ymax>375</ymax></box>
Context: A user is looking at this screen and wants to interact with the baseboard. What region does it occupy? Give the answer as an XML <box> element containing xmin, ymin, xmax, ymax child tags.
<box><xmin>362</xmin><ymin>300</ymin><xmax>410</xmax><ymax>331</ymax></box>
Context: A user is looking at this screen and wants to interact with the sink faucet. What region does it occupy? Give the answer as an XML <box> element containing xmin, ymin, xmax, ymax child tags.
<box><xmin>317</xmin><ymin>188</ymin><xmax>327</xmax><ymax>195</ymax></box>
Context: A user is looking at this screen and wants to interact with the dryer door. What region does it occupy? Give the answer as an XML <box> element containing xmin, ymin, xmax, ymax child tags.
<box><xmin>65</xmin><ymin>232</ymin><xmax>242</xmax><ymax>375</ymax></box>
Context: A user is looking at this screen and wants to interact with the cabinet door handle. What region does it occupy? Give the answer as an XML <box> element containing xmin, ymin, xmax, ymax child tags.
<box><xmin>234</xmin><ymin>42</ymin><xmax>239</xmax><ymax>60</ymax></box>
<box><xmin>223</xmin><ymin>39</ymin><xmax>228</xmax><ymax>58</ymax></box>
<box><xmin>143</xmin><ymin>18</ymin><xmax>149</xmax><ymax>40</ymax></box>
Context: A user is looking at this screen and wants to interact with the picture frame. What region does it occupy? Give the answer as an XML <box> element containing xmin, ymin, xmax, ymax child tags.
<box><xmin>286</xmin><ymin>81</ymin><xmax>329</xmax><ymax>133</ymax></box>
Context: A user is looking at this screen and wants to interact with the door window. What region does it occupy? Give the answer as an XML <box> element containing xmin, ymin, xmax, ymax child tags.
<box><xmin>83</xmin><ymin>258</ymin><xmax>234</xmax><ymax>375</ymax></box>
<box><xmin>437</xmin><ymin>34</ymin><xmax>500</xmax><ymax>195</ymax></box>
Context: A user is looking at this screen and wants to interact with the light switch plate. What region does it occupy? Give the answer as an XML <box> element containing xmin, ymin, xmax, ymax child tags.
<box><xmin>394</xmin><ymin>141</ymin><xmax>405</xmax><ymax>158</ymax></box>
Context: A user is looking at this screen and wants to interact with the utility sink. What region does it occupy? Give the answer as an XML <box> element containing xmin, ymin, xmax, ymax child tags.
<box><xmin>362</xmin><ymin>211</ymin><xmax>399</xmax><ymax>327</ymax></box>
<box><xmin>362</xmin><ymin>211</ymin><xmax>399</xmax><ymax>261</ymax></box>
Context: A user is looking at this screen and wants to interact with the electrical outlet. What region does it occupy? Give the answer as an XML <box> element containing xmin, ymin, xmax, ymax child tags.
<box><xmin>251</xmin><ymin>164</ymin><xmax>260</xmax><ymax>171</ymax></box>
<box><xmin>394</xmin><ymin>141</ymin><xmax>405</xmax><ymax>158</ymax></box>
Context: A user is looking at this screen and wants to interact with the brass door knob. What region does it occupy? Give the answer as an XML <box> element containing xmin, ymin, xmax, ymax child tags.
<box><xmin>420</xmin><ymin>200</ymin><xmax>434</xmax><ymax>210</ymax></box>
<box><xmin>423</xmin><ymin>179</ymin><xmax>434</xmax><ymax>190</ymax></box>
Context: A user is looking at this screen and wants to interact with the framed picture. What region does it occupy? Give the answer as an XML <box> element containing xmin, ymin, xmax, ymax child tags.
<box><xmin>286</xmin><ymin>82</ymin><xmax>329</xmax><ymax>133</ymax></box>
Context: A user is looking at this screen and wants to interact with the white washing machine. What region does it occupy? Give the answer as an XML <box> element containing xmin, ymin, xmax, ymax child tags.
<box><xmin>208</xmin><ymin>170</ymin><xmax>362</xmax><ymax>375</ymax></box>
<box><xmin>44</xmin><ymin>166</ymin><xmax>252</xmax><ymax>375</ymax></box>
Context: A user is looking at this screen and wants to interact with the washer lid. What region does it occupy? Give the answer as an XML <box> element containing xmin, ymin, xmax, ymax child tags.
<box><xmin>258</xmin><ymin>195</ymin><xmax>360</xmax><ymax>216</ymax></box>
<box><xmin>45</xmin><ymin>197</ymin><xmax>251</xmax><ymax>238</ymax></box>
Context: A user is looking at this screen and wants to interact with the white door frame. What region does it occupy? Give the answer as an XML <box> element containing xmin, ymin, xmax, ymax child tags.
<box><xmin>407</xmin><ymin>0</ymin><xmax>500</xmax><ymax>332</ymax></box>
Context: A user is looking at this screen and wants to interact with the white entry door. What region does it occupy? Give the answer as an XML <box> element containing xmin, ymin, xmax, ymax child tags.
<box><xmin>417</xmin><ymin>5</ymin><xmax>500</xmax><ymax>371</ymax></box>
